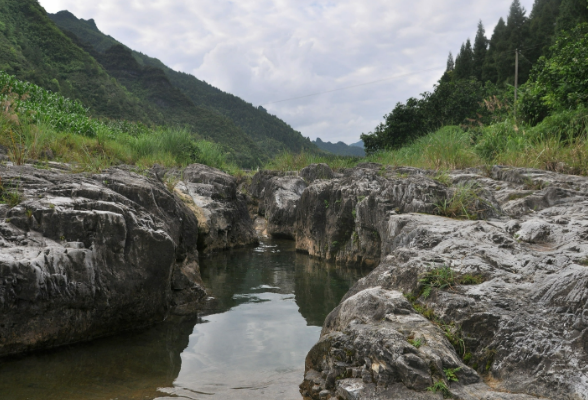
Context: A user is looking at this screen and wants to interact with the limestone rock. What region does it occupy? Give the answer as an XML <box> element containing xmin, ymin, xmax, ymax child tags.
<box><xmin>0</xmin><ymin>164</ymin><xmax>206</xmax><ymax>357</ymax></box>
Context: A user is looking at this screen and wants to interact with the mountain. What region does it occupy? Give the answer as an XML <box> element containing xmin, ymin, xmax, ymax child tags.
<box><xmin>350</xmin><ymin>140</ymin><xmax>364</xmax><ymax>148</ymax></box>
<box><xmin>49</xmin><ymin>10</ymin><xmax>318</xmax><ymax>165</ymax></box>
<box><xmin>313</xmin><ymin>138</ymin><xmax>365</xmax><ymax>157</ymax></box>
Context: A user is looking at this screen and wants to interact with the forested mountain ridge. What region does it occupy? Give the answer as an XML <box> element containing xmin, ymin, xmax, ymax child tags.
<box><xmin>313</xmin><ymin>138</ymin><xmax>365</xmax><ymax>157</ymax></box>
<box><xmin>49</xmin><ymin>10</ymin><xmax>317</xmax><ymax>161</ymax></box>
<box><xmin>362</xmin><ymin>0</ymin><xmax>588</xmax><ymax>154</ymax></box>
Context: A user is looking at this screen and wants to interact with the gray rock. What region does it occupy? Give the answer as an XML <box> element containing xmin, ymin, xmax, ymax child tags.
<box><xmin>249</xmin><ymin>164</ymin><xmax>588</xmax><ymax>399</ymax></box>
<box><xmin>0</xmin><ymin>164</ymin><xmax>206</xmax><ymax>357</ymax></box>
<box><xmin>176</xmin><ymin>164</ymin><xmax>258</xmax><ymax>254</ymax></box>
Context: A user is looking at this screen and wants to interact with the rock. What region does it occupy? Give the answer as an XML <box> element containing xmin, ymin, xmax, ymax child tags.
<box><xmin>175</xmin><ymin>164</ymin><xmax>258</xmax><ymax>254</ymax></box>
<box><xmin>0</xmin><ymin>164</ymin><xmax>206</xmax><ymax>357</ymax></box>
<box><xmin>244</xmin><ymin>164</ymin><xmax>588</xmax><ymax>399</ymax></box>
<box><xmin>300</xmin><ymin>163</ymin><xmax>334</xmax><ymax>183</ymax></box>
<box><xmin>249</xmin><ymin>170</ymin><xmax>307</xmax><ymax>239</ymax></box>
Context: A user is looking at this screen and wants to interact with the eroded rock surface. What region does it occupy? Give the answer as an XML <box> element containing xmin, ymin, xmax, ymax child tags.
<box><xmin>248</xmin><ymin>164</ymin><xmax>588</xmax><ymax>400</ymax></box>
<box><xmin>175</xmin><ymin>164</ymin><xmax>257</xmax><ymax>254</ymax></box>
<box><xmin>0</xmin><ymin>164</ymin><xmax>207</xmax><ymax>357</ymax></box>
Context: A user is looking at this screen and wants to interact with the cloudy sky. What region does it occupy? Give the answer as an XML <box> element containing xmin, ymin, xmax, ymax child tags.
<box><xmin>39</xmin><ymin>0</ymin><xmax>534</xmax><ymax>144</ymax></box>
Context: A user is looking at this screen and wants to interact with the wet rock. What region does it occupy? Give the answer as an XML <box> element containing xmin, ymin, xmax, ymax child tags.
<box><xmin>0</xmin><ymin>164</ymin><xmax>206</xmax><ymax>357</ymax></box>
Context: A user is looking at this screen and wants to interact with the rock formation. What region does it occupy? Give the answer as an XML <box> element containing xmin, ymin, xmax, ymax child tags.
<box><xmin>0</xmin><ymin>163</ymin><xmax>257</xmax><ymax>357</ymax></box>
<box><xmin>246</xmin><ymin>163</ymin><xmax>588</xmax><ymax>400</ymax></box>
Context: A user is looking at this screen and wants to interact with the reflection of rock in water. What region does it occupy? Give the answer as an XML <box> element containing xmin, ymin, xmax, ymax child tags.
<box><xmin>0</xmin><ymin>315</ymin><xmax>198</xmax><ymax>400</ymax></box>
<box><xmin>293</xmin><ymin>252</ymin><xmax>367</xmax><ymax>327</ymax></box>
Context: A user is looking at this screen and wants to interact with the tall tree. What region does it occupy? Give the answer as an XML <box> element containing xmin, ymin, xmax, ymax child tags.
<box><xmin>454</xmin><ymin>39</ymin><xmax>474</xmax><ymax>79</ymax></box>
<box><xmin>473</xmin><ymin>21</ymin><xmax>488</xmax><ymax>80</ymax></box>
<box><xmin>497</xmin><ymin>0</ymin><xmax>529</xmax><ymax>84</ymax></box>
<box><xmin>446</xmin><ymin>52</ymin><xmax>455</xmax><ymax>72</ymax></box>
<box><xmin>526</xmin><ymin>0</ymin><xmax>561</xmax><ymax>64</ymax></box>
<box><xmin>482</xmin><ymin>18</ymin><xmax>507</xmax><ymax>83</ymax></box>
<box><xmin>556</xmin><ymin>0</ymin><xmax>588</xmax><ymax>32</ymax></box>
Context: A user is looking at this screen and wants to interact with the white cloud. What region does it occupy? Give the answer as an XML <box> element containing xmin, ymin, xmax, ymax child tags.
<box><xmin>38</xmin><ymin>0</ymin><xmax>535</xmax><ymax>144</ymax></box>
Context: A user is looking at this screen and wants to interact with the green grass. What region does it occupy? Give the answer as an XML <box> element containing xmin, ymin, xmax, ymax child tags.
<box><xmin>427</xmin><ymin>381</ymin><xmax>452</xmax><ymax>398</ymax></box>
<box><xmin>0</xmin><ymin>71</ymin><xmax>240</xmax><ymax>173</ymax></box>
<box><xmin>436</xmin><ymin>182</ymin><xmax>491</xmax><ymax>220</ymax></box>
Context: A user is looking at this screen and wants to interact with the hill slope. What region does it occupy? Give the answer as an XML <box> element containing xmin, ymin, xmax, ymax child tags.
<box><xmin>49</xmin><ymin>10</ymin><xmax>317</xmax><ymax>159</ymax></box>
<box><xmin>313</xmin><ymin>138</ymin><xmax>365</xmax><ymax>157</ymax></box>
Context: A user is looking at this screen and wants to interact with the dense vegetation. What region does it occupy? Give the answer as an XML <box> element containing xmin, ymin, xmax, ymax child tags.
<box><xmin>361</xmin><ymin>0</ymin><xmax>588</xmax><ymax>156</ymax></box>
<box><xmin>0</xmin><ymin>71</ymin><xmax>239</xmax><ymax>173</ymax></box>
<box><xmin>48</xmin><ymin>10</ymin><xmax>318</xmax><ymax>164</ymax></box>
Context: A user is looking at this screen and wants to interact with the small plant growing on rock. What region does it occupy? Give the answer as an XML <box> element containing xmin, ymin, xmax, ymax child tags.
<box><xmin>324</xmin><ymin>200</ymin><xmax>329</xmax><ymax>209</ymax></box>
<box><xmin>408</xmin><ymin>337</ymin><xmax>423</xmax><ymax>348</ymax></box>
<box><xmin>419</xmin><ymin>265</ymin><xmax>457</xmax><ymax>298</ymax></box>
<box><xmin>427</xmin><ymin>381</ymin><xmax>452</xmax><ymax>398</ymax></box>
<box><xmin>579</xmin><ymin>259</ymin><xmax>588</xmax><ymax>266</ymax></box>
<box><xmin>352</xmin><ymin>209</ymin><xmax>356</xmax><ymax>218</ymax></box>
<box><xmin>25</xmin><ymin>209</ymin><xmax>33</xmax><ymax>218</ymax></box>
<box><xmin>164</xmin><ymin>175</ymin><xmax>179</xmax><ymax>193</ymax></box>
<box><xmin>435</xmin><ymin>182</ymin><xmax>490</xmax><ymax>220</ymax></box>
<box><xmin>49</xmin><ymin>203</ymin><xmax>56</xmax><ymax>210</ymax></box>
<box><xmin>443</xmin><ymin>367</ymin><xmax>461</xmax><ymax>382</ymax></box>
<box><xmin>433</xmin><ymin>171</ymin><xmax>452</xmax><ymax>186</ymax></box>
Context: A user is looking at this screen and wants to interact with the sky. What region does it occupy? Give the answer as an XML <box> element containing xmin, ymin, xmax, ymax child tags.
<box><xmin>38</xmin><ymin>0</ymin><xmax>535</xmax><ymax>145</ymax></box>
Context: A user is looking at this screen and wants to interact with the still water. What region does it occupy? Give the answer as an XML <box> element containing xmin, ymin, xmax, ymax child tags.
<box><xmin>0</xmin><ymin>239</ymin><xmax>366</xmax><ymax>400</ymax></box>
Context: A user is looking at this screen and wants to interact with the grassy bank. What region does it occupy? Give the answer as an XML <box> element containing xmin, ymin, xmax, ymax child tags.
<box><xmin>0</xmin><ymin>71</ymin><xmax>240</xmax><ymax>174</ymax></box>
<box><xmin>265</xmin><ymin>107</ymin><xmax>588</xmax><ymax>176</ymax></box>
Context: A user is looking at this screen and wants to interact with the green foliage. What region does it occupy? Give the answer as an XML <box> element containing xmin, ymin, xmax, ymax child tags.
<box><xmin>419</xmin><ymin>265</ymin><xmax>458</xmax><ymax>299</ymax></box>
<box><xmin>324</xmin><ymin>200</ymin><xmax>329</xmax><ymax>209</ymax></box>
<box><xmin>0</xmin><ymin>179</ymin><xmax>22</xmax><ymax>207</ymax></box>
<box><xmin>521</xmin><ymin>23</ymin><xmax>588</xmax><ymax>122</ymax></box>
<box><xmin>444</xmin><ymin>367</ymin><xmax>461</xmax><ymax>382</ymax></box>
<box><xmin>436</xmin><ymin>182</ymin><xmax>490</xmax><ymax>220</ymax></box>
<box><xmin>427</xmin><ymin>381</ymin><xmax>452</xmax><ymax>398</ymax></box>
<box><xmin>408</xmin><ymin>337</ymin><xmax>423</xmax><ymax>348</ymax></box>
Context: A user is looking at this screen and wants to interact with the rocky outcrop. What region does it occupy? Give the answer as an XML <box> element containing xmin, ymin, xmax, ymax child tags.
<box><xmin>174</xmin><ymin>164</ymin><xmax>258</xmax><ymax>254</ymax></box>
<box><xmin>249</xmin><ymin>164</ymin><xmax>588</xmax><ymax>400</ymax></box>
<box><xmin>249</xmin><ymin>170</ymin><xmax>308</xmax><ymax>239</ymax></box>
<box><xmin>0</xmin><ymin>164</ymin><xmax>207</xmax><ymax>357</ymax></box>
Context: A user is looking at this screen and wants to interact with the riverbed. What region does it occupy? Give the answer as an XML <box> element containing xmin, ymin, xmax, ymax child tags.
<box><xmin>0</xmin><ymin>239</ymin><xmax>367</xmax><ymax>400</ymax></box>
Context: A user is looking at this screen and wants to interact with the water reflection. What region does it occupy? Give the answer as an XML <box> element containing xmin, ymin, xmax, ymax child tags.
<box><xmin>0</xmin><ymin>239</ymin><xmax>366</xmax><ymax>400</ymax></box>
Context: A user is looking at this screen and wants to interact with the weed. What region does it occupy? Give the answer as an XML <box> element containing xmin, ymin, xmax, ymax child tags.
<box><xmin>335</xmin><ymin>199</ymin><xmax>342</xmax><ymax>204</ymax></box>
<box><xmin>434</xmin><ymin>171</ymin><xmax>452</xmax><ymax>186</ymax></box>
<box><xmin>352</xmin><ymin>231</ymin><xmax>359</xmax><ymax>244</ymax></box>
<box><xmin>25</xmin><ymin>209</ymin><xmax>32</xmax><ymax>218</ymax></box>
<box><xmin>506</xmin><ymin>191</ymin><xmax>534</xmax><ymax>201</ymax></box>
<box><xmin>444</xmin><ymin>367</ymin><xmax>461</xmax><ymax>382</ymax></box>
<box><xmin>352</xmin><ymin>209</ymin><xmax>357</xmax><ymax>218</ymax></box>
<box><xmin>164</xmin><ymin>175</ymin><xmax>180</xmax><ymax>193</ymax></box>
<box><xmin>358</xmin><ymin>195</ymin><xmax>366</xmax><ymax>202</ymax></box>
<box><xmin>579</xmin><ymin>259</ymin><xmax>588</xmax><ymax>266</ymax></box>
<box><xmin>408</xmin><ymin>337</ymin><xmax>423</xmax><ymax>348</ymax></box>
<box><xmin>0</xmin><ymin>178</ymin><xmax>23</xmax><ymax>207</ymax></box>
<box><xmin>49</xmin><ymin>203</ymin><xmax>55</xmax><ymax>210</ymax></box>
<box><xmin>523</xmin><ymin>178</ymin><xmax>549</xmax><ymax>191</ymax></box>
<box><xmin>436</xmin><ymin>182</ymin><xmax>490</xmax><ymax>220</ymax></box>
<box><xmin>324</xmin><ymin>200</ymin><xmax>329</xmax><ymax>209</ymax></box>
<box><xmin>427</xmin><ymin>381</ymin><xmax>452</xmax><ymax>398</ymax></box>
<box><xmin>460</xmin><ymin>274</ymin><xmax>486</xmax><ymax>285</ymax></box>
<box><xmin>419</xmin><ymin>265</ymin><xmax>457</xmax><ymax>299</ymax></box>
<box><xmin>331</xmin><ymin>241</ymin><xmax>339</xmax><ymax>248</ymax></box>
<box><xmin>60</xmin><ymin>235</ymin><xmax>65</xmax><ymax>242</ymax></box>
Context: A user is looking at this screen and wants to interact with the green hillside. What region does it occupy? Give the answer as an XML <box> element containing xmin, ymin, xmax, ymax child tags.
<box><xmin>313</xmin><ymin>138</ymin><xmax>365</xmax><ymax>157</ymax></box>
<box><xmin>49</xmin><ymin>10</ymin><xmax>317</xmax><ymax>160</ymax></box>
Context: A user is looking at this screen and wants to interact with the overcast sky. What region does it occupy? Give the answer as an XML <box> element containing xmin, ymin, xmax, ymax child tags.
<box><xmin>39</xmin><ymin>0</ymin><xmax>534</xmax><ymax>144</ymax></box>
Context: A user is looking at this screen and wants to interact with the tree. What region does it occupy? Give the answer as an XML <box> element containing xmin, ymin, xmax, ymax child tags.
<box><xmin>473</xmin><ymin>21</ymin><xmax>488</xmax><ymax>80</ymax></box>
<box><xmin>520</xmin><ymin>22</ymin><xmax>588</xmax><ymax>124</ymax></box>
<box><xmin>525</xmin><ymin>0</ymin><xmax>561</xmax><ymax>65</ymax></box>
<box><xmin>497</xmin><ymin>0</ymin><xmax>530</xmax><ymax>84</ymax></box>
<box><xmin>454</xmin><ymin>39</ymin><xmax>474</xmax><ymax>79</ymax></box>
<box><xmin>361</xmin><ymin>98</ymin><xmax>427</xmax><ymax>153</ymax></box>
<box><xmin>446</xmin><ymin>52</ymin><xmax>455</xmax><ymax>72</ymax></box>
<box><xmin>556</xmin><ymin>0</ymin><xmax>588</xmax><ymax>32</ymax></box>
<box><xmin>482</xmin><ymin>18</ymin><xmax>507</xmax><ymax>83</ymax></box>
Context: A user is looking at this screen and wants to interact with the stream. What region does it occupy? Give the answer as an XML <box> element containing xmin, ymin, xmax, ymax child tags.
<box><xmin>0</xmin><ymin>239</ymin><xmax>367</xmax><ymax>400</ymax></box>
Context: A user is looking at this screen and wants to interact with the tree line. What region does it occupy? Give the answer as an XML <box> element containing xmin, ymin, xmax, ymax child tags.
<box><xmin>362</xmin><ymin>0</ymin><xmax>588</xmax><ymax>154</ymax></box>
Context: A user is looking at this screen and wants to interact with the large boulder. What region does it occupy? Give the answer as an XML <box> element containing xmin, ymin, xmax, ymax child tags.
<box><xmin>175</xmin><ymin>164</ymin><xmax>258</xmax><ymax>254</ymax></box>
<box><xmin>0</xmin><ymin>165</ymin><xmax>206</xmax><ymax>357</ymax></box>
